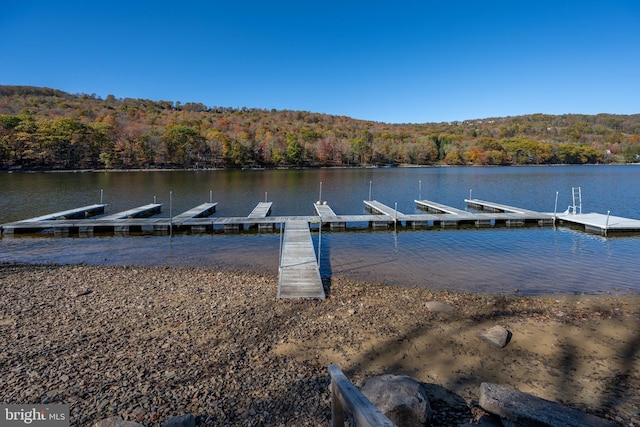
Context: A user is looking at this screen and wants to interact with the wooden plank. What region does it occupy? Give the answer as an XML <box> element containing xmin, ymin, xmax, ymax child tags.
<box><xmin>278</xmin><ymin>220</ymin><xmax>324</xmax><ymax>299</ymax></box>
<box><xmin>328</xmin><ymin>364</ymin><xmax>396</xmax><ymax>427</ymax></box>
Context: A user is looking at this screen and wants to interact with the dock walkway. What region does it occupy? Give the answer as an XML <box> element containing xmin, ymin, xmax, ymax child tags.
<box><xmin>172</xmin><ymin>203</ymin><xmax>217</xmax><ymax>222</ymax></box>
<box><xmin>101</xmin><ymin>204</ymin><xmax>162</xmax><ymax>220</ymax></box>
<box><xmin>465</xmin><ymin>198</ymin><xmax>538</xmax><ymax>215</ymax></box>
<box><xmin>415</xmin><ymin>199</ymin><xmax>468</xmax><ymax>215</ymax></box>
<box><xmin>248</xmin><ymin>202</ymin><xmax>273</xmax><ymax>218</ymax></box>
<box><xmin>554</xmin><ymin>212</ymin><xmax>640</xmax><ymax>235</ymax></box>
<box><xmin>18</xmin><ymin>204</ymin><xmax>107</xmax><ymax>222</ymax></box>
<box><xmin>363</xmin><ymin>200</ymin><xmax>406</xmax><ymax>220</ymax></box>
<box><xmin>277</xmin><ymin>220</ymin><xmax>325</xmax><ymax>299</ymax></box>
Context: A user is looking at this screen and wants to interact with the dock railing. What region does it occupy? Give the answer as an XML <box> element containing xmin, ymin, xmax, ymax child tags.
<box><xmin>328</xmin><ymin>364</ymin><xmax>396</xmax><ymax>427</ymax></box>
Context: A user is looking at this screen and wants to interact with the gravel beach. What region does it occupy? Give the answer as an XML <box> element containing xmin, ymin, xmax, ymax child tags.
<box><xmin>0</xmin><ymin>263</ymin><xmax>638</xmax><ymax>426</ymax></box>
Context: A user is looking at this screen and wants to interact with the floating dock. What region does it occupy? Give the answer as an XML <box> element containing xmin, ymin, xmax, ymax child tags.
<box><xmin>18</xmin><ymin>204</ymin><xmax>107</xmax><ymax>221</ymax></box>
<box><xmin>314</xmin><ymin>203</ymin><xmax>346</xmax><ymax>229</ymax></box>
<box><xmin>100</xmin><ymin>203</ymin><xmax>163</xmax><ymax>220</ymax></box>
<box><xmin>277</xmin><ymin>220</ymin><xmax>325</xmax><ymax>299</ymax></box>
<box><xmin>2</xmin><ymin>197</ymin><xmax>639</xmax><ymax>237</ymax></box>
<box><xmin>554</xmin><ymin>212</ymin><xmax>640</xmax><ymax>235</ymax></box>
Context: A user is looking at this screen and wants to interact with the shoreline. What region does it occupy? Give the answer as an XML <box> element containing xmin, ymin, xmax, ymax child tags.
<box><xmin>0</xmin><ymin>263</ymin><xmax>638</xmax><ymax>426</ymax></box>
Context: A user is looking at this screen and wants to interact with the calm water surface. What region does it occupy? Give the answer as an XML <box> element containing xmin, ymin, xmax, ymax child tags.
<box><xmin>1</xmin><ymin>166</ymin><xmax>639</xmax><ymax>295</ymax></box>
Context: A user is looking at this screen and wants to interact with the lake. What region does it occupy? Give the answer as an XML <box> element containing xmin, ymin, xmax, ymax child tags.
<box><xmin>1</xmin><ymin>165</ymin><xmax>639</xmax><ymax>295</ymax></box>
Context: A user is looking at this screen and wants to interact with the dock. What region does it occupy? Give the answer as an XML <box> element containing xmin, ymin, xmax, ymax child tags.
<box><xmin>465</xmin><ymin>199</ymin><xmax>555</xmax><ymax>226</ymax></box>
<box><xmin>314</xmin><ymin>202</ymin><xmax>346</xmax><ymax>229</ymax></box>
<box><xmin>248</xmin><ymin>202</ymin><xmax>273</xmax><ymax>218</ymax></box>
<box><xmin>2</xmin><ymin>197</ymin><xmax>639</xmax><ymax>237</ymax></box>
<box><xmin>172</xmin><ymin>202</ymin><xmax>217</xmax><ymax>222</ymax></box>
<box><xmin>101</xmin><ymin>203</ymin><xmax>162</xmax><ymax>220</ymax></box>
<box><xmin>415</xmin><ymin>199</ymin><xmax>467</xmax><ymax>215</ymax></box>
<box><xmin>18</xmin><ymin>204</ymin><xmax>107</xmax><ymax>221</ymax></box>
<box><xmin>554</xmin><ymin>212</ymin><xmax>640</xmax><ymax>235</ymax></box>
<box><xmin>277</xmin><ymin>220</ymin><xmax>325</xmax><ymax>299</ymax></box>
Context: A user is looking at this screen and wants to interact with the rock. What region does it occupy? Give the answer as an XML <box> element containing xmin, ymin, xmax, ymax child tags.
<box><xmin>93</xmin><ymin>416</ymin><xmax>144</xmax><ymax>427</ymax></box>
<box><xmin>73</xmin><ymin>288</ymin><xmax>92</xmax><ymax>297</ymax></box>
<box><xmin>162</xmin><ymin>414</ymin><xmax>195</xmax><ymax>427</ymax></box>
<box><xmin>424</xmin><ymin>301</ymin><xmax>454</xmax><ymax>313</ymax></box>
<box><xmin>361</xmin><ymin>374</ymin><xmax>433</xmax><ymax>426</ymax></box>
<box><xmin>478</xmin><ymin>325</ymin><xmax>511</xmax><ymax>348</ymax></box>
<box><xmin>479</xmin><ymin>383</ymin><xmax>622</xmax><ymax>427</ymax></box>
<box><xmin>130</xmin><ymin>407</ymin><xmax>146</xmax><ymax>422</ymax></box>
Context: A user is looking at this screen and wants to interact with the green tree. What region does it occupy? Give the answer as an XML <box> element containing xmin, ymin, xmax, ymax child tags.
<box><xmin>285</xmin><ymin>132</ymin><xmax>303</xmax><ymax>165</ymax></box>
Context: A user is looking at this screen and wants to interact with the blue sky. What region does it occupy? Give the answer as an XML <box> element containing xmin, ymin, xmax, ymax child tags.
<box><xmin>1</xmin><ymin>1</ymin><xmax>639</xmax><ymax>123</ymax></box>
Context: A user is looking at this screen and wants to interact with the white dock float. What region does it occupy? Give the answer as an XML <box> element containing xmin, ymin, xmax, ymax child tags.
<box><xmin>278</xmin><ymin>220</ymin><xmax>325</xmax><ymax>299</ymax></box>
<box><xmin>554</xmin><ymin>212</ymin><xmax>640</xmax><ymax>235</ymax></box>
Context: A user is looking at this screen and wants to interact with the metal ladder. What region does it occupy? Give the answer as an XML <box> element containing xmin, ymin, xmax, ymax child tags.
<box><xmin>570</xmin><ymin>187</ymin><xmax>582</xmax><ymax>215</ymax></box>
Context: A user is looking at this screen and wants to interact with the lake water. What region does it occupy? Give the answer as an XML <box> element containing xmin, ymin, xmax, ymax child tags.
<box><xmin>1</xmin><ymin>165</ymin><xmax>639</xmax><ymax>295</ymax></box>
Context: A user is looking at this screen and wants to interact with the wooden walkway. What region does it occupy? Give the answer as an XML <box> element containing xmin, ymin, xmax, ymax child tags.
<box><xmin>277</xmin><ymin>220</ymin><xmax>325</xmax><ymax>299</ymax></box>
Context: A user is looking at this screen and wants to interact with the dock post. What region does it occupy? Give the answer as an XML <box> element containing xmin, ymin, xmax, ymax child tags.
<box><xmin>419</xmin><ymin>180</ymin><xmax>422</xmax><ymax>200</ymax></box>
<box><xmin>265</xmin><ymin>191</ymin><xmax>268</xmax><ymax>202</ymax></box>
<box><xmin>605</xmin><ymin>210</ymin><xmax>610</xmax><ymax>236</ymax></box>
<box><xmin>210</xmin><ymin>190</ymin><xmax>213</xmax><ymax>203</ymax></box>
<box><xmin>369</xmin><ymin>181</ymin><xmax>372</xmax><ymax>201</ymax></box>
<box><xmin>319</xmin><ymin>181</ymin><xmax>322</xmax><ymax>204</ymax></box>
<box><xmin>553</xmin><ymin>191</ymin><xmax>558</xmax><ymax>226</ymax></box>
<box><xmin>169</xmin><ymin>191</ymin><xmax>173</xmax><ymax>238</ymax></box>
<box><xmin>100</xmin><ymin>189</ymin><xmax>103</xmax><ymax>204</ymax></box>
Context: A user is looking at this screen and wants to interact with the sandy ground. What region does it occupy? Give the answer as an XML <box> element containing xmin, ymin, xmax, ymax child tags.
<box><xmin>0</xmin><ymin>263</ymin><xmax>638</xmax><ymax>426</ymax></box>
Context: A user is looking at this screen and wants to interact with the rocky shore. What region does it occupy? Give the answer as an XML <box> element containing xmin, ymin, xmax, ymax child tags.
<box><xmin>0</xmin><ymin>263</ymin><xmax>638</xmax><ymax>426</ymax></box>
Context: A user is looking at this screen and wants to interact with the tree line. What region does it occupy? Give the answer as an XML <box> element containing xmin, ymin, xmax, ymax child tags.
<box><xmin>1</xmin><ymin>85</ymin><xmax>639</xmax><ymax>170</ymax></box>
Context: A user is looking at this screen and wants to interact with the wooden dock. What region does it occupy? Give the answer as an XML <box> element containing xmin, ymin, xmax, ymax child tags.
<box><xmin>277</xmin><ymin>220</ymin><xmax>325</xmax><ymax>299</ymax></box>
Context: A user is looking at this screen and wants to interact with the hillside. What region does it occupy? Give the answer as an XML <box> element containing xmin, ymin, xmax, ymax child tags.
<box><xmin>1</xmin><ymin>85</ymin><xmax>639</xmax><ymax>170</ymax></box>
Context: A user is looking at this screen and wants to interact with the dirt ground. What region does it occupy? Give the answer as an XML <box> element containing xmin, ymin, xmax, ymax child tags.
<box><xmin>0</xmin><ymin>263</ymin><xmax>638</xmax><ymax>426</ymax></box>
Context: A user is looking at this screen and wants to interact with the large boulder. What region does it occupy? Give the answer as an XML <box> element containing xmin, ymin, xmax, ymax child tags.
<box><xmin>361</xmin><ymin>374</ymin><xmax>433</xmax><ymax>426</ymax></box>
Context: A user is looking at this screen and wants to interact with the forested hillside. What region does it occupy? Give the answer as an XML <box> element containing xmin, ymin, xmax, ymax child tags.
<box><xmin>1</xmin><ymin>85</ymin><xmax>639</xmax><ymax>170</ymax></box>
